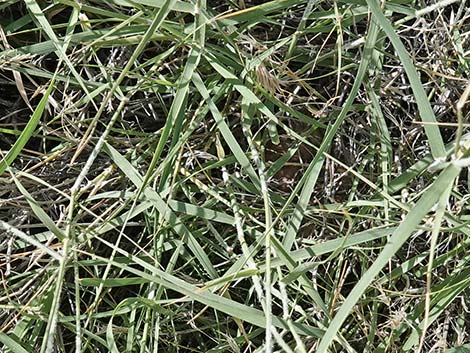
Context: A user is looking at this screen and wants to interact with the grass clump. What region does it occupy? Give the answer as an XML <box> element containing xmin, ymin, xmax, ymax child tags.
<box><xmin>0</xmin><ymin>0</ymin><xmax>469</xmax><ymax>352</ymax></box>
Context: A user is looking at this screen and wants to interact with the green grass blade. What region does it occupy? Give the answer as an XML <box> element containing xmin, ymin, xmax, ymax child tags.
<box><xmin>444</xmin><ymin>345</ymin><xmax>470</xmax><ymax>353</ymax></box>
<box><xmin>217</xmin><ymin>0</ymin><xmax>304</xmax><ymax>23</ymax></box>
<box><xmin>102</xmin><ymin>142</ymin><xmax>218</xmax><ymax>279</ymax></box>
<box><xmin>110</xmin><ymin>0</ymin><xmax>194</xmax><ymax>13</ymax></box>
<box><xmin>80</xmin><ymin>243</ymin><xmax>324</xmax><ymax>339</ymax></box>
<box><xmin>0</xmin><ymin>79</ymin><xmax>54</xmax><ymax>176</ymax></box>
<box><xmin>192</xmin><ymin>74</ymin><xmax>261</xmax><ymax>188</ymax></box>
<box><xmin>10</xmin><ymin>173</ymin><xmax>65</xmax><ymax>241</ymax></box>
<box><xmin>403</xmin><ymin>266</ymin><xmax>470</xmax><ymax>351</ymax></box>
<box><xmin>23</xmin><ymin>0</ymin><xmax>94</xmax><ymax>104</ymax></box>
<box><xmin>0</xmin><ymin>333</ymin><xmax>29</xmax><ymax>353</ymax></box>
<box><xmin>316</xmin><ymin>163</ymin><xmax>461</xmax><ymax>353</ymax></box>
<box><xmin>366</xmin><ymin>0</ymin><xmax>445</xmax><ymax>159</ymax></box>
<box><xmin>282</xmin><ymin>11</ymin><xmax>380</xmax><ymax>251</ymax></box>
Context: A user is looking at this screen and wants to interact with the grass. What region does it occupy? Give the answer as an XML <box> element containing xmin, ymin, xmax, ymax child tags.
<box><xmin>0</xmin><ymin>0</ymin><xmax>469</xmax><ymax>352</ymax></box>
